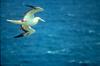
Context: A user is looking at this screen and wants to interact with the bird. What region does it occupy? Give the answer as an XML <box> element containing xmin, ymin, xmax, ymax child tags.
<box><xmin>7</xmin><ymin>5</ymin><xmax>45</xmax><ymax>38</ymax></box>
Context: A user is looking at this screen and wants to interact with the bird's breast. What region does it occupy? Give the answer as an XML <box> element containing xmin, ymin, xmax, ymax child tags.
<box><xmin>23</xmin><ymin>21</ymin><xmax>37</xmax><ymax>26</ymax></box>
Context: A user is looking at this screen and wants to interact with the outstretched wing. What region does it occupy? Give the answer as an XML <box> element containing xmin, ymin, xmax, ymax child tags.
<box><xmin>7</xmin><ymin>19</ymin><xmax>24</xmax><ymax>25</ymax></box>
<box><xmin>14</xmin><ymin>25</ymin><xmax>35</xmax><ymax>38</ymax></box>
<box><xmin>24</xmin><ymin>6</ymin><xmax>44</xmax><ymax>20</ymax></box>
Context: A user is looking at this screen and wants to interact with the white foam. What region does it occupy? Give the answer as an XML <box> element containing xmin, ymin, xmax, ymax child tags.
<box><xmin>84</xmin><ymin>60</ymin><xmax>91</xmax><ymax>63</ymax></box>
<box><xmin>88</xmin><ymin>30</ymin><xmax>95</xmax><ymax>33</ymax></box>
<box><xmin>96</xmin><ymin>42</ymin><xmax>100</xmax><ymax>45</ymax></box>
<box><xmin>47</xmin><ymin>50</ymin><xmax>58</xmax><ymax>54</ymax></box>
<box><xmin>79</xmin><ymin>61</ymin><xmax>83</xmax><ymax>64</ymax></box>
<box><xmin>47</xmin><ymin>49</ymin><xmax>67</xmax><ymax>54</ymax></box>
<box><xmin>67</xmin><ymin>13</ymin><xmax>75</xmax><ymax>17</ymax></box>
<box><xmin>69</xmin><ymin>59</ymin><xmax>76</xmax><ymax>63</ymax></box>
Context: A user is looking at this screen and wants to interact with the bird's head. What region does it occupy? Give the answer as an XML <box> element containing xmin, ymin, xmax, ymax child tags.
<box><xmin>35</xmin><ymin>17</ymin><xmax>45</xmax><ymax>22</ymax></box>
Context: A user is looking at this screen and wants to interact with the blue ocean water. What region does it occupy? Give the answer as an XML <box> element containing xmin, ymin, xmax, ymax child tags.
<box><xmin>0</xmin><ymin>0</ymin><xmax>100</xmax><ymax>66</ymax></box>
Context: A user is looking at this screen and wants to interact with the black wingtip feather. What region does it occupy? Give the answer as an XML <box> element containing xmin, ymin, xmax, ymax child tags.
<box><xmin>25</xmin><ymin>4</ymin><xmax>37</xmax><ymax>9</ymax></box>
<box><xmin>14</xmin><ymin>33</ymin><xmax>24</xmax><ymax>38</ymax></box>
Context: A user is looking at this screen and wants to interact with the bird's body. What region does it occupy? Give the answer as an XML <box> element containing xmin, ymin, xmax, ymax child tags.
<box><xmin>7</xmin><ymin>5</ymin><xmax>45</xmax><ymax>38</ymax></box>
<box><xmin>22</xmin><ymin>17</ymin><xmax>44</xmax><ymax>26</ymax></box>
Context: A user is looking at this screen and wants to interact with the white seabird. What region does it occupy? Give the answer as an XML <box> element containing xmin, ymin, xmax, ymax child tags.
<box><xmin>7</xmin><ymin>5</ymin><xmax>45</xmax><ymax>38</ymax></box>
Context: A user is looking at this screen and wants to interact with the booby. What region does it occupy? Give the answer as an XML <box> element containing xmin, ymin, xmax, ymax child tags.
<box><xmin>7</xmin><ymin>5</ymin><xmax>45</xmax><ymax>38</ymax></box>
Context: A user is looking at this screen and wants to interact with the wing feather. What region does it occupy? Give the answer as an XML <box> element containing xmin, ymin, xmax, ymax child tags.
<box><xmin>23</xmin><ymin>7</ymin><xmax>44</xmax><ymax>20</ymax></box>
<box><xmin>7</xmin><ymin>19</ymin><xmax>24</xmax><ymax>25</ymax></box>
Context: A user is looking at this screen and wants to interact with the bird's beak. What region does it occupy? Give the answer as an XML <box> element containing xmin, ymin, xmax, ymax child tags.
<box><xmin>40</xmin><ymin>18</ymin><xmax>45</xmax><ymax>22</ymax></box>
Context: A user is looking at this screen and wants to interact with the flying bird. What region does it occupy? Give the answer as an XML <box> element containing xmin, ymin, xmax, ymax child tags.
<box><xmin>7</xmin><ymin>5</ymin><xmax>45</xmax><ymax>38</ymax></box>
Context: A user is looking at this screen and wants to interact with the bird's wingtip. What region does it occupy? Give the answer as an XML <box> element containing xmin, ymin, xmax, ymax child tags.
<box><xmin>6</xmin><ymin>19</ymin><xmax>9</xmax><ymax>21</ymax></box>
<box><xmin>24</xmin><ymin>4</ymin><xmax>36</xmax><ymax>9</ymax></box>
<box><xmin>6</xmin><ymin>19</ymin><xmax>11</xmax><ymax>22</ymax></box>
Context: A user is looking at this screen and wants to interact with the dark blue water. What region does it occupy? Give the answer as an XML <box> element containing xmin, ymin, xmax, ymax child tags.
<box><xmin>0</xmin><ymin>0</ymin><xmax>100</xmax><ymax>66</ymax></box>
